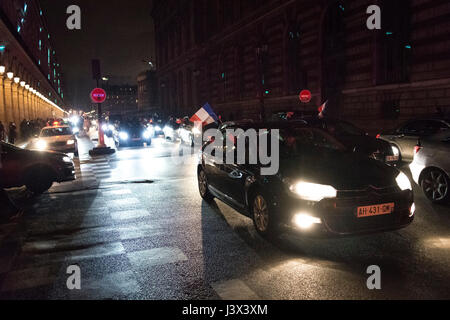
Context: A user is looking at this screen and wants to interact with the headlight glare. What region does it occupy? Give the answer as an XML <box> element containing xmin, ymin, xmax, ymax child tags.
<box><xmin>67</xmin><ymin>139</ymin><xmax>75</xmax><ymax>145</ymax></box>
<box><xmin>289</xmin><ymin>181</ymin><xmax>337</xmax><ymax>201</ymax></box>
<box><xmin>119</xmin><ymin>132</ymin><xmax>129</xmax><ymax>140</ymax></box>
<box><xmin>36</xmin><ymin>140</ymin><xmax>47</xmax><ymax>150</ymax></box>
<box><xmin>396</xmin><ymin>172</ymin><xmax>412</xmax><ymax>191</ymax></box>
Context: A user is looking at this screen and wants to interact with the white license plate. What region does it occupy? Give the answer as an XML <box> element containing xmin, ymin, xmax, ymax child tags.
<box><xmin>357</xmin><ymin>203</ymin><xmax>395</xmax><ymax>218</ymax></box>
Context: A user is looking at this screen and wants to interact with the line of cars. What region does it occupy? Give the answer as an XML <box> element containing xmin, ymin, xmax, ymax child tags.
<box><xmin>197</xmin><ymin>114</ymin><xmax>449</xmax><ymax>240</ymax></box>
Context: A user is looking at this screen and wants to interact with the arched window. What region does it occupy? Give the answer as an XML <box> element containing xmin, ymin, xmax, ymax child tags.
<box><xmin>286</xmin><ymin>21</ymin><xmax>305</xmax><ymax>95</ymax></box>
<box><xmin>376</xmin><ymin>0</ymin><xmax>411</xmax><ymax>84</ymax></box>
<box><xmin>321</xmin><ymin>1</ymin><xmax>346</xmax><ymax>104</ymax></box>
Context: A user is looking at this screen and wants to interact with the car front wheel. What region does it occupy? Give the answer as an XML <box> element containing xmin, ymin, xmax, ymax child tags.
<box><xmin>25</xmin><ymin>170</ymin><xmax>54</xmax><ymax>194</ymax></box>
<box><xmin>198</xmin><ymin>169</ymin><xmax>213</xmax><ymax>201</ymax></box>
<box><xmin>251</xmin><ymin>193</ymin><xmax>278</xmax><ymax>238</ymax></box>
<box><xmin>421</xmin><ymin>168</ymin><xmax>450</xmax><ymax>203</ymax></box>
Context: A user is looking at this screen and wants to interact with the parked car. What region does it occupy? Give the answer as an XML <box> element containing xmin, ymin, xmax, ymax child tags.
<box><xmin>197</xmin><ymin>121</ymin><xmax>415</xmax><ymax>238</ymax></box>
<box><xmin>410</xmin><ymin>130</ymin><xmax>450</xmax><ymax>203</ymax></box>
<box><xmin>277</xmin><ymin>115</ymin><xmax>399</xmax><ymax>165</ymax></box>
<box><xmin>28</xmin><ymin>125</ymin><xmax>79</xmax><ymax>157</ymax></box>
<box><xmin>114</xmin><ymin>122</ymin><xmax>152</xmax><ymax>148</ymax></box>
<box><xmin>378</xmin><ymin>118</ymin><xmax>450</xmax><ymax>162</ymax></box>
<box><xmin>0</xmin><ymin>141</ymin><xmax>76</xmax><ymax>194</ymax></box>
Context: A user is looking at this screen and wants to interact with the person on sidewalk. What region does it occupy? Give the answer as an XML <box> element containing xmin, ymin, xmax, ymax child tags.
<box><xmin>0</xmin><ymin>121</ymin><xmax>5</xmax><ymax>141</ymax></box>
<box><xmin>8</xmin><ymin>122</ymin><xmax>17</xmax><ymax>145</ymax></box>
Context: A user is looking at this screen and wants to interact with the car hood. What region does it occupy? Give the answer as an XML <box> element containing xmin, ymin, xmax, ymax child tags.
<box><xmin>19</xmin><ymin>147</ymin><xmax>67</xmax><ymax>160</ymax></box>
<box><xmin>338</xmin><ymin>135</ymin><xmax>391</xmax><ymax>155</ymax></box>
<box><xmin>279</xmin><ymin>149</ymin><xmax>399</xmax><ymax>190</ymax></box>
<box><xmin>39</xmin><ymin>135</ymin><xmax>74</xmax><ymax>142</ymax></box>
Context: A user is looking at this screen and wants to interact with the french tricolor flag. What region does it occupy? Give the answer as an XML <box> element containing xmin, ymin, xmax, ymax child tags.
<box><xmin>190</xmin><ymin>103</ymin><xmax>218</xmax><ymax>125</ymax></box>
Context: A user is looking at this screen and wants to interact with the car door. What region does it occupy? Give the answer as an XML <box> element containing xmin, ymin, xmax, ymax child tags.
<box><xmin>202</xmin><ymin>132</ymin><xmax>226</xmax><ymax>193</ymax></box>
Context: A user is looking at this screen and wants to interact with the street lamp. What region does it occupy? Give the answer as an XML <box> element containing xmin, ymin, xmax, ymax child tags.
<box><xmin>0</xmin><ymin>66</ymin><xmax>5</xmax><ymax>75</ymax></box>
<box><xmin>13</xmin><ymin>76</ymin><xmax>20</xmax><ymax>84</ymax></box>
<box><xmin>6</xmin><ymin>72</ymin><xmax>13</xmax><ymax>79</ymax></box>
<box><xmin>20</xmin><ymin>81</ymin><xmax>25</xmax><ymax>87</ymax></box>
<box><xmin>25</xmin><ymin>84</ymin><xmax>30</xmax><ymax>89</ymax></box>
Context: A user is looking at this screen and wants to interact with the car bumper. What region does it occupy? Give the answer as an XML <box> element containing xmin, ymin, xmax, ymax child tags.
<box><xmin>277</xmin><ymin>190</ymin><xmax>414</xmax><ymax>237</ymax></box>
<box><xmin>56</xmin><ymin>162</ymin><xmax>76</xmax><ymax>183</ymax></box>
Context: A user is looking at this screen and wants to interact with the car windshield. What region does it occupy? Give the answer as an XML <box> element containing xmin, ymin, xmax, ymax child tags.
<box><xmin>279</xmin><ymin>127</ymin><xmax>347</xmax><ymax>155</ymax></box>
<box><xmin>40</xmin><ymin>127</ymin><xmax>73</xmax><ymax>137</ymax></box>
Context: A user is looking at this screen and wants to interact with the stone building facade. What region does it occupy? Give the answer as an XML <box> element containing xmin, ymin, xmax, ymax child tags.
<box><xmin>152</xmin><ymin>0</ymin><xmax>450</xmax><ymax>133</ymax></box>
<box><xmin>0</xmin><ymin>0</ymin><xmax>66</xmax><ymax>129</ymax></box>
<box><xmin>137</xmin><ymin>70</ymin><xmax>159</xmax><ymax>114</ymax></box>
<box><xmin>103</xmin><ymin>84</ymin><xmax>138</xmax><ymax>117</ymax></box>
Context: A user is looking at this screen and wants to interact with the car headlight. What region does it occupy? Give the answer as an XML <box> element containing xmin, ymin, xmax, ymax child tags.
<box><xmin>155</xmin><ymin>125</ymin><xmax>161</xmax><ymax>131</ymax></box>
<box><xmin>67</xmin><ymin>139</ymin><xmax>75</xmax><ymax>145</ymax></box>
<box><xmin>102</xmin><ymin>124</ymin><xmax>108</xmax><ymax>131</ymax></box>
<box><xmin>108</xmin><ymin>125</ymin><xmax>115</xmax><ymax>131</ymax></box>
<box><xmin>163</xmin><ymin>126</ymin><xmax>173</xmax><ymax>133</ymax></box>
<box><xmin>396</xmin><ymin>172</ymin><xmax>412</xmax><ymax>191</ymax></box>
<box><xmin>72</xmin><ymin>127</ymin><xmax>79</xmax><ymax>134</ymax></box>
<box><xmin>391</xmin><ymin>145</ymin><xmax>400</xmax><ymax>157</ymax></box>
<box><xmin>289</xmin><ymin>181</ymin><xmax>337</xmax><ymax>201</ymax></box>
<box><xmin>63</xmin><ymin>156</ymin><xmax>72</xmax><ymax>163</ymax></box>
<box><xmin>36</xmin><ymin>140</ymin><xmax>47</xmax><ymax>150</ymax></box>
<box><xmin>192</xmin><ymin>127</ymin><xmax>201</xmax><ymax>135</ymax></box>
<box><xmin>143</xmin><ymin>131</ymin><xmax>151</xmax><ymax>139</ymax></box>
<box><xmin>119</xmin><ymin>132</ymin><xmax>129</xmax><ymax>140</ymax></box>
<box><xmin>293</xmin><ymin>213</ymin><xmax>322</xmax><ymax>229</ymax></box>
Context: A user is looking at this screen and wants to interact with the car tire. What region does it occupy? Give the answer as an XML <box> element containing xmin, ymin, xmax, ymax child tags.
<box><xmin>25</xmin><ymin>169</ymin><xmax>54</xmax><ymax>194</ymax></box>
<box><xmin>251</xmin><ymin>192</ymin><xmax>279</xmax><ymax>238</ymax></box>
<box><xmin>198</xmin><ymin>168</ymin><xmax>214</xmax><ymax>201</ymax></box>
<box><xmin>421</xmin><ymin>168</ymin><xmax>450</xmax><ymax>204</ymax></box>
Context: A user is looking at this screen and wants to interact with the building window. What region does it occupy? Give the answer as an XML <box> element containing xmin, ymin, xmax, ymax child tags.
<box><xmin>286</xmin><ymin>22</ymin><xmax>305</xmax><ymax>94</ymax></box>
<box><xmin>377</xmin><ymin>0</ymin><xmax>411</xmax><ymax>84</ymax></box>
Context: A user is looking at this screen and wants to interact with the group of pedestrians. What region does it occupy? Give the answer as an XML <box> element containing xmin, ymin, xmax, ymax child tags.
<box><xmin>0</xmin><ymin>118</ymin><xmax>49</xmax><ymax>145</ymax></box>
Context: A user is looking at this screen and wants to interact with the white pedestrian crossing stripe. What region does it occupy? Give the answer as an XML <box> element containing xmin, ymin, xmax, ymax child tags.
<box><xmin>211</xmin><ymin>279</ymin><xmax>261</xmax><ymax>300</ymax></box>
<box><xmin>127</xmin><ymin>247</ymin><xmax>188</xmax><ymax>268</ymax></box>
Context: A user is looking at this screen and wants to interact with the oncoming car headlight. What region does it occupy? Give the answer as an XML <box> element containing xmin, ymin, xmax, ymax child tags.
<box><xmin>36</xmin><ymin>140</ymin><xmax>47</xmax><ymax>150</ymax></box>
<box><xmin>63</xmin><ymin>156</ymin><xmax>72</xmax><ymax>163</ymax></box>
<box><xmin>119</xmin><ymin>132</ymin><xmax>129</xmax><ymax>140</ymax></box>
<box><xmin>396</xmin><ymin>172</ymin><xmax>412</xmax><ymax>191</ymax></box>
<box><xmin>289</xmin><ymin>181</ymin><xmax>337</xmax><ymax>201</ymax></box>
<box><xmin>391</xmin><ymin>145</ymin><xmax>400</xmax><ymax>157</ymax></box>
<box><xmin>192</xmin><ymin>127</ymin><xmax>201</xmax><ymax>135</ymax></box>
<box><xmin>154</xmin><ymin>125</ymin><xmax>161</xmax><ymax>131</ymax></box>
<box><xmin>143</xmin><ymin>131</ymin><xmax>151</xmax><ymax>139</ymax></box>
<box><xmin>67</xmin><ymin>139</ymin><xmax>75</xmax><ymax>145</ymax></box>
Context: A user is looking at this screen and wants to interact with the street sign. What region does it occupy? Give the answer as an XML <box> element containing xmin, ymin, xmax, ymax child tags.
<box><xmin>90</xmin><ymin>88</ymin><xmax>106</xmax><ymax>104</ymax></box>
<box><xmin>299</xmin><ymin>90</ymin><xmax>312</xmax><ymax>103</ymax></box>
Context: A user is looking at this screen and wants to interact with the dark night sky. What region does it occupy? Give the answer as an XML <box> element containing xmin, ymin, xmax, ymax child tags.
<box><xmin>39</xmin><ymin>0</ymin><xmax>155</xmax><ymax>110</ymax></box>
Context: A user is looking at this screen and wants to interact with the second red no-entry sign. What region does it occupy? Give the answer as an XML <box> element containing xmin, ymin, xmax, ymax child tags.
<box><xmin>90</xmin><ymin>88</ymin><xmax>107</xmax><ymax>104</ymax></box>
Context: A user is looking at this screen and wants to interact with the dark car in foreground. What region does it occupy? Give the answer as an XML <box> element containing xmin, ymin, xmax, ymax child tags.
<box><xmin>378</xmin><ymin>117</ymin><xmax>450</xmax><ymax>162</ymax></box>
<box><xmin>114</xmin><ymin>122</ymin><xmax>152</xmax><ymax>148</ymax></box>
<box><xmin>276</xmin><ymin>112</ymin><xmax>399</xmax><ymax>165</ymax></box>
<box><xmin>0</xmin><ymin>141</ymin><xmax>75</xmax><ymax>194</ymax></box>
<box><xmin>197</xmin><ymin>122</ymin><xmax>415</xmax><ymax>238</ymax></box>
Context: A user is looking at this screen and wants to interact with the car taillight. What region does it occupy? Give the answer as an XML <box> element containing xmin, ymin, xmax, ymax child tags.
<box><xmin>414</xmin><ymin>145</ymin><xmax>422</xmax><ymax>154</ymax></box>
<box><xmin>376</xmin><ymin>134</ymin><xmax>381</xmax><ymax>139</ymax></box>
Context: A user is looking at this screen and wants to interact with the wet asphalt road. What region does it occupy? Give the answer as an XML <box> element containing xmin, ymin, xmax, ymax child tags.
<box><xmin>0</xmin><ymin>134</ymin><xmax>449</xmax><ymax>300</ymax></box>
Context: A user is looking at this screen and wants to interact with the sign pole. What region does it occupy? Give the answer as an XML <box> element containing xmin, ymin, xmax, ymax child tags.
<box><xmin>89</xmin><ymin>59</ymin><xmax>115</xmax><ymax>156</ymax></box>
<box><xmin>96</xmin><ymin>78</ymin><xmax>106</xmax><ymax>148</ymax></box>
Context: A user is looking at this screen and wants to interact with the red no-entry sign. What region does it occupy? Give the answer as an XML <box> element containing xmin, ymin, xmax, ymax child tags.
<box><xmin>299</xmin><ymin>90</ymin><xmax>312</xmax><ymax>103</ymax></box>
<box><xmin>90</xmin><ymin>88</ymin><xmax>107</xmax><ymax>104</ymax></box>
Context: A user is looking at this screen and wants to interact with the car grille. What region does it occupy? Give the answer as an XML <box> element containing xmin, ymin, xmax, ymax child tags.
<box><xmin>337</xmin><ymin>186</ymin><xmax>398</xmax><ymax>200</ymax></box>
